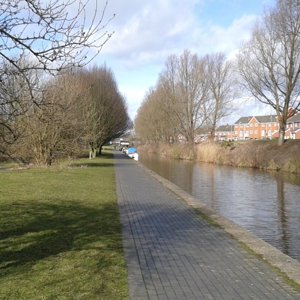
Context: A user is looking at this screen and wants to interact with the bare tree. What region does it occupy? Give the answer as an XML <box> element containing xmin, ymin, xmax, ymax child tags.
<box><xmin>238</xmin><ymin>0</ymin><xmax>300</xmax><ymax>145</ymax></box>
<box><xmin>0</xmin><ymin>0</ymin><xmax>113</xmax><ymax>160</ymax></box>
<box><xmin>76</xmin><ymin>66</ymin><xmax>129</xmax><ymax>158</ymax></box>
<box><xmin>8</xmin><ymin>65</ymin><xmax>129</xmax><ymax>165</ymax></box>
<box><xmin>160</xmin><ymin>50</ymin><xmax>210</xmax><ymax>144</ymax></box>
<box><xmin>11</xmin><ymin>72</ymin><xmax>85</xmax><ymax>165</ymax></box>
<box><xmin>0</xmin><ymin>60</ymin><xmax>40</xmax><ymax>159</ymax></box>
<box><xmin>0</xmin><ymin>0</ymin><xmax>113</xmax><ymax>73</ymax></box>
<box><xmin>135</xmin><ymin>86</ymin><xmax>176</xmax><ymax>144</ymax></box>
<box><xmin>205</xmin><ymin>52</ymin><xmax>236</xmax><ymax>139</ymax></box>
<box><xmin>135</xmin><ymin>50</ymin><xmax>214</xmax><ymax>145</ymax></box>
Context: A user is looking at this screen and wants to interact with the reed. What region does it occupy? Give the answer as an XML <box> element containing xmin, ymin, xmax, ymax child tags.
<box><xmin>139</xmin><ymin>140</ymin><xmax>300</xmax><ymax>174</ymax></box>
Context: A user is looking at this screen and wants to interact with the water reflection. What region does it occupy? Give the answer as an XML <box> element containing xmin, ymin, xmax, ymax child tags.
<box><xmin>140</xmin><ymin>153</ymin><xmax>300</xmax><ymax>261</ymax></box>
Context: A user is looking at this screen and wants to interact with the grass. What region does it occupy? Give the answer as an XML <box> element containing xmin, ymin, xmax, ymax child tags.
<box><xmin>0</xmin><ymin>152</ymin><xmax>128</xmax><ymax>300</ymax></box>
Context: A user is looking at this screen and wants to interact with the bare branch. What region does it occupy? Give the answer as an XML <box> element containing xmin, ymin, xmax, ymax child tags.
<box><xmin>238</xmin><ymin>0</ymin><xmax>300</xmax><ymax>145</ymax></box>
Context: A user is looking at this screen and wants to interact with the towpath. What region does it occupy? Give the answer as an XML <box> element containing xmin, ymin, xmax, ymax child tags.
<box><xmin>114</xmin><ymin>152</ymin><xmax>300</xmax><ymax>300</ymax></box>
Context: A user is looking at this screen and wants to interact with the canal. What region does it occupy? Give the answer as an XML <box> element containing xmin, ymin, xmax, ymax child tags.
<box><xmin>139</xmin><ymin>153</ymin><xmax>300</xmax><ymax>261</ymax></box>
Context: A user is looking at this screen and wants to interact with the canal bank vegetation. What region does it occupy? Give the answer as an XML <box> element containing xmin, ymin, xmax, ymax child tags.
<box><xmin>138</xmin><ymin>140</ymin><xmax>300</xmax><ymax>174</ymax></box>
<box><xmin>197</xmin><ymin>140</ymin><xmax>300</xmax><ymax>173</ymax></box>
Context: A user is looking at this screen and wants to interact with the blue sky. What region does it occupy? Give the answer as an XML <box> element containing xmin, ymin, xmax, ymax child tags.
<box><xmin>95</xmin><ymin>0</ymin><xmax>275</xmax><ymax>122</ymax></box>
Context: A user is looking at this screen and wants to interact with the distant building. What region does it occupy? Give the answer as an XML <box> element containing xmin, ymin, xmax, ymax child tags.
<box><xmin>286</xmin><ymin>113</ymin><xmax>300</xmax><ymax>140</ymax></box>
<box><xmin>234</xmin><ymin>115</ymin><xmax>279</xmax><ymax>140</ymax></box>
<box><xmin>111</xmin><ymin>138</ymin><xmax>131</xmax><ymax>149</ymax></box>
<box><xmin>177</xmin><ymin>113</ymin><xmax>300</xmax><ymax>144</ymax></box>
<box><xmin>215</xmin><ymin>125</ymin><xmax>235</xmax><ymax>141</ymax></box>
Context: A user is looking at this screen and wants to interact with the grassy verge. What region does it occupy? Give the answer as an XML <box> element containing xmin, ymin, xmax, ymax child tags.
<box><xmin>0</xmin><ymin>152</ymin><xmax>128</xmax><ymax>300</ymax></box>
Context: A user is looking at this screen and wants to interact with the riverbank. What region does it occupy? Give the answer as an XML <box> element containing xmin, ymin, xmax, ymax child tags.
<box><xmin>138</xmin><ymin>140</ymin><xmax>300</xmax><ymax>174</ymax></box>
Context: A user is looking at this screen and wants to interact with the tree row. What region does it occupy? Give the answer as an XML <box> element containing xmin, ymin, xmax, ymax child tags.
<box><xmin>135</xmin><ymin>0</ymin><xmax>300</xmax><ymax>146</ymax></box>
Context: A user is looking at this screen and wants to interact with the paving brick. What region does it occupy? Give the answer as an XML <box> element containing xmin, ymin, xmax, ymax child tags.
<box><xmin>115</xmin><ymin>153</ymin><xmax>300</xmax><ymax>300</ymax></box>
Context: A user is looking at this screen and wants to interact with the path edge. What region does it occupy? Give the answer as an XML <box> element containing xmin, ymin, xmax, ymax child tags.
<box><xmin>136</xmin><ymin>161</ymin><xmax>300</xmax><ymax>287</ymax></box>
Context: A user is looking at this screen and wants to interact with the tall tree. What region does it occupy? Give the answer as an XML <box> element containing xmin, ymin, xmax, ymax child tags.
<box><xmin>238</xmin><ymin>0</ymin><xmax>300</xmax><ymax>145</ymax></box>
<box><xmin>11</xmin><ymin>72</ymin><xmax>85</xmax><ymax>165</ymax></box>
<box><xmin>77</xmin><ymin>66</ymin><xmax>129</xmax><ymax>158</ymax></box>
<box><xmin>0</xmin><ymin>0</ymin><xmax>113</xmax><ymax>157</ymax></box>
<box><xmin>3</xmin><ymin>65</ymin><xmax>129</xmax><ymax>165</ymax></box>
<box><xmin>205</xmin><ymin>53</ymin><xmax>236</xmax><ymax>139</ymax></box>
<box><xmin>0</xmin><ymin>61</ymin><xmax>39</xmax><ymax>159</ymax></box>
<box><xmin>160</xmin><ymin>50</ymin><xmax>210</xmax><ymax>144</ymax></box>
<box><xmin>135</xmin><ymin>86</ymin><xmax>177</xmax><ymax>144</ymax></box>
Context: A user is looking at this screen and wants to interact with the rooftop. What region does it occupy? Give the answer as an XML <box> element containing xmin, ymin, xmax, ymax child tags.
<box><xmin>288</xmin><ymin>113</ymin><xmax>300</xmax><ymax>123</ymax></box>
<box><xmin>235</xmin><ymin>115</ymin><xmax>277</xmax><ymax>124</ymax></box>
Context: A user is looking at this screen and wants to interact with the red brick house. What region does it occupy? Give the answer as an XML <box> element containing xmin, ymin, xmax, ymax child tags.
<box><xmin>234</xmin><ymin>115</ymin><xmax>279</xmax><ymax>140</ymax></box>
<box><xmin>286</xmin><ymin>113</ymin><xmax>300</xmax><ymax>139</ymax></box>
<box><xmin>196</xmin><ymin>113</ymin><xmax>300</xmax><ymax>143</ymax></box>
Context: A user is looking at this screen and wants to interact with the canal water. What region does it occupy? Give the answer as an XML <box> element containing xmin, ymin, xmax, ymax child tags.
<box><xmin>139</xmin><ymin>153</ymin><xmax>300</xmax><ymax>261</ymax></box>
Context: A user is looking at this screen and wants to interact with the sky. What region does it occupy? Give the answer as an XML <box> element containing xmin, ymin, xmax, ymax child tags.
<box><xmin>94</xmin><ymin>0</ymin><xmax>276</xmax><ymax>123</ymax></box>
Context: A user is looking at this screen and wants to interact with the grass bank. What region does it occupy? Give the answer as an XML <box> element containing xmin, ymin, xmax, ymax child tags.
<box><xmin>139</xmin><ymin>140</ymin><xmax>300</xmax><ymax>174</ymax></box>
<box><xmin>0</xmin><ymin>153</ymin><xmax>128</xmax><ymax>300</ymax></box>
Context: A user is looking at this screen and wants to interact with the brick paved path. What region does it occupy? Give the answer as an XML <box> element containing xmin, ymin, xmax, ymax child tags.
<box><xmin>114</xmin><ymin>153</ymin><xmax>300</xmax><ymax>300</ymax></box>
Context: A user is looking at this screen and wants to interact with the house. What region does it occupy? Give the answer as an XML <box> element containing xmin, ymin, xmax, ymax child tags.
<box><xmin>287</xmin><ymin>113</ymin><xmax>300</xmax><ymax>140</ymax></box>
<box><xmin>214</xmin><ymin>125</ymin><xmax>235</xmax><ymax>141</ymax></box>
<box><xmin>234</xmin><ymin>115</ymin><xmax>278</xmax><ymax>140</ymax></box>
<box><xmin>178</xmin><ymin>112</ymin><xmax>300</xmax><ymax>144</ymax></box>
<box><xmin>269</xmin><ymin>113</ymin><xmax>300</xmax><ymax>140</ymax></box>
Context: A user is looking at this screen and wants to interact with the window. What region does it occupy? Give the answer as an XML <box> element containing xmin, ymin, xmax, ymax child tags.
<box><xmin>255</xmin><ymin>123</ymin><xmax>258</xmax><ymax>127</ymax></box>
<box><xmin>268</xmin><ymin>123</ymin><xmax>271</xmax><ymax>127</ymax></box>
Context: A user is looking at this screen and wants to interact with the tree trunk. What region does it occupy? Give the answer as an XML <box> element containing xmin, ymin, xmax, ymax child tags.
<box><xmin>278</xmin><ymin>114</ymin><xmax>287</xmax><ymax>146</ymax></box>
<box><xmin>187</xmin><ymin>124</ymin><xmax>195</xmax><ymax>144</ymax></box>
<box><xmin>278</xmin><ymin>130</ymin><xmax>285</xmax><ymax>146</ymax></box>
<box><xmin>89</xmin><ymin>148</ymin><xmax>97</xmax><ymax>159</ymax></box>
<box><xmin>209</xmin><ymin>126</ymin><xmax>216</xmax><ymax>141</ymax></box>
<box><xmin>187</xmin><ymin>134</ymin><xmax>194</xmax><ymax>144</ymax></box>
<box><xmin>92</xmin><ymin>148</ymin><xmax>97</xmax><ymax>158</ymax></box>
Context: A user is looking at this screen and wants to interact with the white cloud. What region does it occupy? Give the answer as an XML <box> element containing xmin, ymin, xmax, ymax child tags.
<box><xmin>91</xmin><ymin>0</ymin><xmax>268</xmax><ymax>120</ymax></box>
<box><xmin>102</xmin><ymin>1</ymin><xmax>259</xmax><ymax>66</ymax></box>
<box><xmin>194</xmin><ymin>14</ymin><xmax>258</xmax><ymax>58</ymax></box>
<box><xmin>101</xmin><ymin>0</ymin><xmax>202</xmax><ymax>67</ymax></box>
